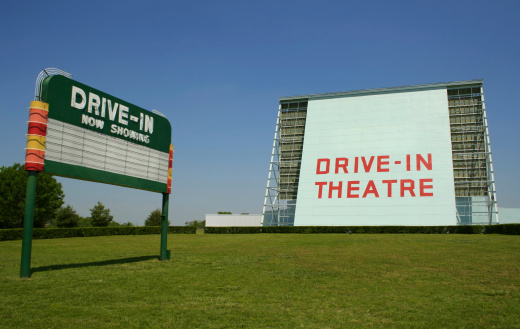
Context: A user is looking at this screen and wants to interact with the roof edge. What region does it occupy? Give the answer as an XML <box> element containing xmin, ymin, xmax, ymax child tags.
<box><xmin>279</xmin><ymin>79</ymin><xmax>484</xmax><ymax>101</ymax></box>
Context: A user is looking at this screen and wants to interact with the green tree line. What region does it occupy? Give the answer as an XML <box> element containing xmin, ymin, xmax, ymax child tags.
<box><xmin>1</xmin><ymin>163</ymin><xmax>210</xmax><ymax>228</ymax></box>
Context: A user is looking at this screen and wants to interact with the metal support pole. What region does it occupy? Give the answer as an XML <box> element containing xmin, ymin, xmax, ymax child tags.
<box><xmin>160</xmin><ymin>193</ymin><xmax>170</xmax><ymax>261</ymax></box>
<box><xmin>20</xmin><ymin>171</ymin><xmax>38</xmax><ymax>278</ymax></box>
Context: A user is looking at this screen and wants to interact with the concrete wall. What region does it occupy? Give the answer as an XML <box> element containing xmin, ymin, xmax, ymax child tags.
<box><xmin>206</xmin><ymin>214</ymin><xmax>262</xmax><ymax>227</ymax></box>
<box><xmin>498</xmin><ymin>207</ymin><xmax>520</xmax><ymax>224</ymax></box>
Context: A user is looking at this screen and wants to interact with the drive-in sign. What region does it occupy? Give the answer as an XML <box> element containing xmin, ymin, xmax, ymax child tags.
<box><xmin>21</xmin><ymin>71</ymin><xmax>173</xmax><ymax>278</ymax></box>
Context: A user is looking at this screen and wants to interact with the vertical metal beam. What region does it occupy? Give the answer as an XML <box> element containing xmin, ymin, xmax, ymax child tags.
<box><xmin>480</xmin><ymin>87</ymin><xmax>499</xmax><ymax>224</ymax></box>
<box><xmin>262</xmin><ymin>105</ymin><xmax>282</xmax><ymax>226</ymax></box>
<box><xmin>20</xmin><ymin>171</ymin><xmax>38</xmax><ymax>278</ymax></box>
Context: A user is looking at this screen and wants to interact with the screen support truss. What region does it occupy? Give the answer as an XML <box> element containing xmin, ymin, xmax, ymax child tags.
<box><xmin>448</xmin><ymin>84</ymin><xmax>498</xmax><ymax>225</ymax></box>
<box><xmin>262</xmin><ymin>100</ymin><xmax>308</xmax><ymax>226</ymax></box>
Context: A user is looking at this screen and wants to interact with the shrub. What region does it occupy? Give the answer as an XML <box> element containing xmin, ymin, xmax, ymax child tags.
<box><xmin>2</xmin><ymin>224</ymin><xmax>518</xmax><ymax>241</ymax></box>
<box><xmin>145</xmin><ymin>209</ymin><xmax>167</xmax><ymax>226</ymax></box>
<box><xmin>484</xmin><ymin>224</ymin><xmax>520</xmax><ymax>235</ymax></box>
<box><xmin>0</xmin><ymin>226</ymin><xmax>196</xmax><ymax>241</ymax></box>
<box><xmin>55</xmin><ymin>205</ymin><xmax>81</xmax><ymax>228</ymax></box>
<box><xmin>90</xmin><ymin>201</ymin><xmax>114</xmax><ymax>227</ymax></box>
<box><xmin>0</xmin><ymin>228</ymin><xmax>23</xmax><ymax>241</ymax></box>
<box><xmin>204</xmin><ymin>224</ymin><xmax>520</xmax><ymax>235</ymax></box>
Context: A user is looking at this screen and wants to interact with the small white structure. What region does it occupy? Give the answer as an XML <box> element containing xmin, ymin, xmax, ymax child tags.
<box><xmin>206</xmin><ymin>214</ymin><xmax>262</xmax><ymax>227</ymax></box>
<box><xmin>497</xmin><ymin>208</ymin><xmax>520</xmax><ymax>224</ymax></box>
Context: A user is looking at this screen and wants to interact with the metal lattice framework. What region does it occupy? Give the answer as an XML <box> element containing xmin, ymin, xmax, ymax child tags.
<box><xmin>34</xmin><ymin>68</ymin><xmax>72</xmax><ymax>100</ymax></box>
<box><xmin>448</xmin><ymin>83</ymin><xmax>498</xmax><ymax>224</ymax></box>
<box><xmin>262</xmin><ymin>100</ymin><xmax>307</xmax><ymax>226</ymax></box>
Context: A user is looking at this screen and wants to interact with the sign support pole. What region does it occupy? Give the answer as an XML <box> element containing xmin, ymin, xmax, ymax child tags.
<box><xmin>160</xmin><ymin>193</ymin><xmax>170</xmax><ymax>261</ymax></box>
<box><xmin>20</xmin><ymin>171</ymin><xmax>38</xmax><ymax>278</ymax></box>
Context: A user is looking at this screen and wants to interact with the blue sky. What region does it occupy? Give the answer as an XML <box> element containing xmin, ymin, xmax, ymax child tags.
<box><xmin>1</xmin><ymin>0</ymin><xmax>519</xmax><ymax>225</ymax></box>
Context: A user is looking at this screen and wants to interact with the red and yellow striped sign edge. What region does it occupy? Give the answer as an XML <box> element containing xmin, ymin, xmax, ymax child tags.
<box><xmin>167</xmin><ymin>144</ymin><xmax>174</xmax><ymax>193</ymax></box>
<box><xmin>29</xmin><ymin>100</ymin><xmax>49</xmax><ymax>111</ymax></box>
<box><xmin>25</xmin><ymin>101</ymin><xmax>49</xmax><ymax>171</ymax></box>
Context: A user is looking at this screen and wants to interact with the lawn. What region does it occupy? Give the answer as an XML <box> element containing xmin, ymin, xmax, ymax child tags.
<box><xmin>1</xmin><ymin>234</ymin><xmax>519</xmax><ymax>328</ymax></box>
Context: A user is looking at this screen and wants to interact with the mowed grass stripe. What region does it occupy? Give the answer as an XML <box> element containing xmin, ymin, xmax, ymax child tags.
<box><xmin>1</xmin><ymin>234</ymin><xmax>519</xmax><ymax>328</ymax></box>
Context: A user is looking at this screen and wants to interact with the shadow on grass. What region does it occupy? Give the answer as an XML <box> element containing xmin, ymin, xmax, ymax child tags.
<box><xmin>31</xmin><ymin>255</ymin><xmax>158</xmax><ymax>274</ymax></box>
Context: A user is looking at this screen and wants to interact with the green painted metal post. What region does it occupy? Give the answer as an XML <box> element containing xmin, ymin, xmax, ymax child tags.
<box><xmin>160</xmin><ymin>193</ymin><xmax>170</xmax><ymax>261</ymax></box>
<box><xmin>20</xmin><ymin>171</ymin><xmax>38</xmax><ymax>278</ymax></box>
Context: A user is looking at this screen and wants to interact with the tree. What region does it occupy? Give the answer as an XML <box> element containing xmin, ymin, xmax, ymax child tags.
<box><xmin>55</xmin><ymin>205</ymin><xmax>80</xmax><ymax>228</ymax></box>
<box><xmin>217</xmin><ymin>211</ymin><xmax>232</xmax><ymax>214</ymax></box>
<box><xmin>0</xmin><ymin>163</ymin><xmax>65</xmax><ymax>228</ymax></box>
<box><xmin>78</xmin><ymin>217</ymin><xmax>93</xmax><ymax>227</ymax></box>
<box><xmin>145</xmin><ymin>208</ymin><xmax>169</xmax><ymax>226</ymax></box>
<box><xmin>90</xmin><ymin>201</ymin><xmax>113</xmax><ymax>227</ymax></box>
<box><xmin>185</xmin><ymin>220</ymin><xmax>206</xmax><ymax>229</ymax></box>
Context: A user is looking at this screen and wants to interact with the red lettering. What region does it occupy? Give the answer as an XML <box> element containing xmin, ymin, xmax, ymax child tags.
<box><xmin>400</xmin><ymin>179</ymin><xmax>415</xmax><ymax>197</ymax></box>
<box><xmin>406</xmin><ymin>154</ymin><xmax>411</xmax><ymax>171</ymax></box>
<box><xmin>361</xmin><ymin>156</ymin><xmax>375</xmax><ymax>172</ymax></box>
<box><xmin>377</xmin><ymin>155</ymin><xmax>390</xmax><ymax>172</ymax></box>
<box><xmin>417</xmin><ymin>154</ymin><xmax>432</xmax><ymax>171</ymax></box>
<box><xmin>316</xmin><ymin>158</ymin><xmax>330</xmax><ymax>174</ymax></box>
<box><xmin>362</xmin><ymin>180</ymin><xmax>380</xmax><ymax>198</ymax></box>
<box><xmin>315</xmin><ymin>182</ymin><xmax>327</xmax><ymax>198</ymax></box>
<box><xmin>382</xmin><ymin>179</ymin><xmax>397</xmax><ymax>197</ymax></box>
<box><xmin>317</xmin><ymin>179</ymin><xmax>432</xmax><ymax>199</ymax></box>
<box><xmin>347</xmin><ymin>181</ymin><xmax>360</xmax><ymax>198</ymax></box>
<box><xmin>354</xmin><ymin>157</ymin><xmax>359</xmax><ymax>173</ymax></box>
<box><xmin>419</xmin><ymin>178</ymin><xmax>433</xmax><ymax>196</ymax></box>
<box><xmin>335</xmin><ymin>158</ymin><xmax>348</xmax><ymax>174</ymax></box>
<box><xmin>328</xmin><ymin>181</ymin><xmax>342</xmax><ymax>198</ymax></box>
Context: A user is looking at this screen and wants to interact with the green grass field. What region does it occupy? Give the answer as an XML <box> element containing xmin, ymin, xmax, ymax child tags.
<box><xmin>1</xmin><ymin>234</ymin><xmax>519</xmax><ymax>328</ymax></box>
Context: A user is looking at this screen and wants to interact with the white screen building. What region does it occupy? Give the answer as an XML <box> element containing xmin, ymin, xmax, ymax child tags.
<box><xmin>262</xmin><ymin>80</ymin><xmax>498</xmax><ymax>226</ymax></box>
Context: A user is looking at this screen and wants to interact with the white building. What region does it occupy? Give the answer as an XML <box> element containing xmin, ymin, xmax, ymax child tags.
<box><xmin>206</xmin><ymin>214</ymin><xmax>262</xmax><ymax>227</ymax></box>
<box><xmin>497</xmin><ymin>208</ymin><xmax>520</xmax><ymax>224</ymax></box>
